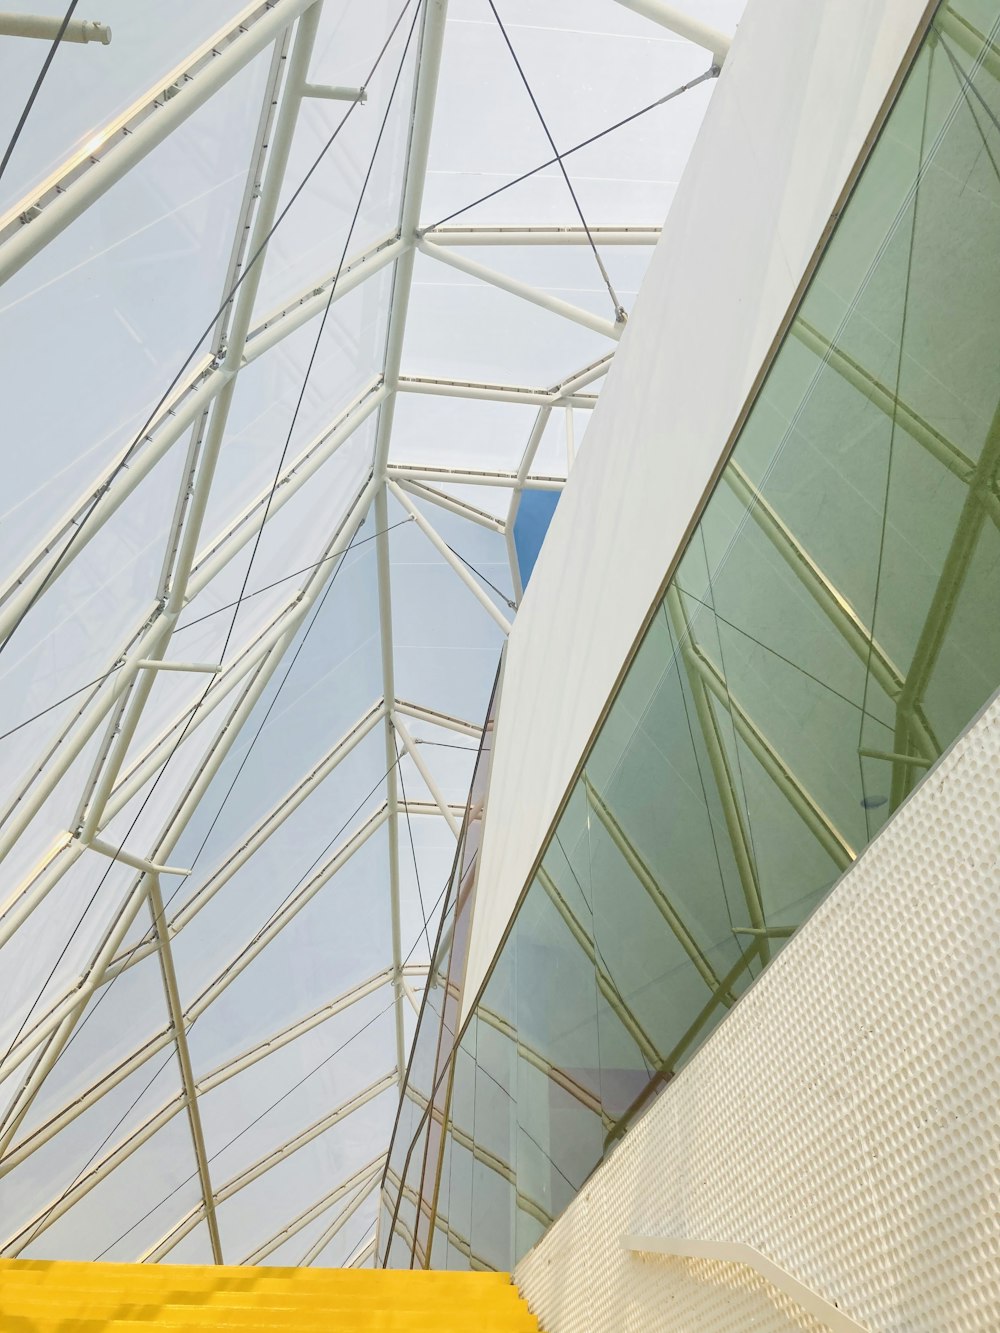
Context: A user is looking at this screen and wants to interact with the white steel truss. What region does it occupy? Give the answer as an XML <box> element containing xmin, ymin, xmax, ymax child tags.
<box><xmin>0</xmin><ymin>0</ymin><xmax>733</xmax><ymax>1267</ymax></box>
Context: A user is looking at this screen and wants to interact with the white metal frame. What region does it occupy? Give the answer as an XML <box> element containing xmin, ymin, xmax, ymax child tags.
<box><xmin>0</xmin><ymin>0</ymin><xmax>731</xmax><ymax>1265</ymax></box>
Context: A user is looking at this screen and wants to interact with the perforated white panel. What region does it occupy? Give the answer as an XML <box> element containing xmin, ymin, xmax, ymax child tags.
<box><xmin>514</xmin><ymin>694</ymin><xmax>1000</xmax><ymax>1333</ymax></box>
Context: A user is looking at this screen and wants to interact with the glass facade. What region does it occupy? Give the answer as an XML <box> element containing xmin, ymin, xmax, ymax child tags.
<box><xmin>380</xmin><ymin>0</ymin><xmax>1000</xmax><ymax>1272</ymax></box>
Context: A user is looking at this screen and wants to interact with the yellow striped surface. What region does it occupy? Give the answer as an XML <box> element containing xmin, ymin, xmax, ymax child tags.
<box><xmin>0</xmin><ymin>1260</ymin><xmax>541</xmax><ymax>1331</ymax></box>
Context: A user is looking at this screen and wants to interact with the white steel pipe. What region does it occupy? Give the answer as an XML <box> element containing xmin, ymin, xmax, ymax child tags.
<box><xmin>245</xmin><ymin>1156</ymin><xmax>385</xmax><ymax>1264</ymax></box>
<box><xmin>421</xmin><ymin>225</ymin><xmax>661</xmax><ymax>246</ymax></box>
<box><xmin>393</xmin><ymin>479</ymin><xmax>503</xmax><ymax>534</ymax></box>
<box><xmin>142</xmin><ymin>1073</ymin><xmax>396</xmax><ymax>1261</ymax></box>
<box><xmin>146</xmin><ymin>874</ymin><xmax>223</xmax><ymax>1263</ymax></box>
<box><xmin>4</xmin><ymin>478</ymin><xmax>376</xmax><ymax>990</ymax></box>
<box><xmin>418</xmin><ymin>239</ymin><xmax>624</xmax><ymax>341</ymax></box>
<box><xmin>134</xmin><ymin>660</ymin><xmax>221</xmax><ymax>674</ymax></box>
<box><xmin>370</xmin><ymin>0</ymin><xmax>451</xmax><ymax>1091</ymax></box>
<box><xmin>0</xmin><ymin>234</ymin><xmax>393</xmax><ymax>634</ymax></box>
<box><xmin>387</xmin><ymin>463</ymin><xmax>563</xmax><ymax>491</ymax></box>
<box><xmin>374</xmin><ymin>488</ymin><xmax>406</xmax><ymax>1087</ymax></box>
<box><xmin>186</xmin><ymin>806</ymin><xmax>390</xmax><ymax>1020</ymax></box>
<box><xmin>75</xmin><ymin>3</ymin><xmax>322</xmax><ymax>843</ymax></box>
<box><xmin>0</xmin><ymin>646</ymin><xmax>285</xmax><ymax>1098</ymax></box>
<box><xmin>393</xmin><ymin>699</ymin><xmax>481</xmax><ymax>740</ymax></box>
<box><xmin>243</xmin><ymin>237</ymin><xmax>404</xmax><ymax>362</ymax></box>
<box><xmin>396</xmin><ymin>375</ymin><xmax>597</xmax><ymax>409</ymax></box>
<box><xmin>299</xmin><ymin>1171</ymin><xmax>381</xmax><ymax>1266</ymax></box>
<box><xmin>0</xmin><ymin>14</ymin><xmax>111</xmax><ymax>43</ymax></box>
<box><xmin>392</xmin><ymin>713</ymin><xmax>461</xmax><ymax>838</ymax></box>
<box><xmin>171</xmin><ymin>700</ymin><xmax>385</xmax><ymax>932</ymax></box>
<box><xmin>302</xmin><ymin>82</ymin><xmax>366</xmax><ymax>102</ymax></box>
<box><xmin>0</xmin><ymin>0</ymin><xmax>317</xmax><ymax>283</ymax></box>
<box><xmin>387</xmin><ymin>482</ymin><xmax>512</xmax><ymax>635</ymax></box>
<box><xmin>84</xmin><ymin>837</ymin><xmax>190</xmax><ymax>877</ymax></box>
<box><xmin>611</xmin><ymin>0</ymin><xmax>731</xmax><ymax>63</ymax></box>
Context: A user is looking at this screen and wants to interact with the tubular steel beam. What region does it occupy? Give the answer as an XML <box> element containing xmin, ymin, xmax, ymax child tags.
<box><xmin>0</xmin><ymin>14</ymin><xmax>111</xmax><ymax>43</ymax></box>
<box><xmin>417</xmin><ymin>239</ymin><xmax>624</xmax><ymax>340</ymax></box>
<box><xmin>392</xmin><ymin>713</ymin><xmax>462</xmax><ymax>838</ymax></box>
<box><xmin>0</xmin><ymin>646</ymin><xmax>287</xmax><ymax>1144</ymax></box>
<box><xmin>74</xmin><ymin>2</ymin><xmax>324</xmax><ymax>844</ymax></box>
<box><xmin>0</xmin><ymin>0</ymin><xmax>318</xmax><ymax>278</ymax></box>
<box><xmin>146</xmin><ymin>874</ymin><xmax>224</xmax><ymax>1264</ymax></box>
<box><xmin>299</xmin><ymin>1171</ymin><xmax>382</xmax><ymax>1266</ymax></box>
<box><xmin>141</xmin><ymin>1072</ymin><xmax>397</xmax><ymax>1261</ymax></box>
<box><xmin>397</xmin><ymin>374</ymin><xmax>598</xmax><ymax>409</ymax></box>
<box><xmin>387</xmin><ymin>463</ymin><xmax>564</xmax><ymax>491</ymax></box>
<box><xmin>370</xmin><ymin>0</ymin><xmax>451</xmax><ymax>1091</ymax></box>
<box><xmin>387</xmin><ymin>482</ymin><xmax>512</xmax><ymax>634</ymax></box>
<box><xmin>0</xmin><ymin>476</ymin><xmax>378</xmax><ymax>958</ymax></box>
<box><xmin>610</xmin><ymin>0</ymin><xmax>731</xmax><ymax>63</ymax></box>
<box><xmin>244</xmin><ymin>1156</ymin><xmax>386</xmax><ymax>1265</ymax></box>
<box><xmin>2</xmin><ymin>973</ymin><xmax>393</xmax><ymax>1182</ymax></box>
<box><xmin>393</xmin><ymin>479</ymin><xmax>504</xmax><ymax>533</ymax></box>
<box><xmin>421</xmin><ymin>225</ymin><xmax>661</xmax><ymax>245</ymax></box>
<box><xmin>393</xmin><ymin>699</ymin><xmax>482</xmax><ymax>740</ymax></box>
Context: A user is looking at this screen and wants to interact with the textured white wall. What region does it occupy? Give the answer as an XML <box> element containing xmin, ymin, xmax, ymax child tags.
<box><xmin>514</xmin><ymin>691</ymin><xmax>1000</xmax><ymax>1332</ymax></box>
<box><xmin>462</xmin><ymin>0</ymin><xmax>935</xmax><ymax>1024</ymax></box>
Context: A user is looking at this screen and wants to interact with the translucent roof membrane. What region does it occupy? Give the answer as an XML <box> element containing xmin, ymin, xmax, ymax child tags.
<box><xmin>0</xmin><ymin>0</ymin><xmax>742</xmax><ymax>1265</ymax></box>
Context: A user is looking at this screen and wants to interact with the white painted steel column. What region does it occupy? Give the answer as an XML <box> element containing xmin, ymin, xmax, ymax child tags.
<box><xmin>76</xmin><ymin>1</ymin><xmax>324</xmax><ymax>844</ymax></box>
<box><xmin>371</xmin><ymin>0</ymin><xmax>451</xmax><ymax>1090</ymax></box>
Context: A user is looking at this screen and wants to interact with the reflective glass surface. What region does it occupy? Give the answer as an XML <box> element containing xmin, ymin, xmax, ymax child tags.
<box><xmin>379</xmin><ymin>0</ymin><xmax>1000</xmax><ymax>1271</ymax></box>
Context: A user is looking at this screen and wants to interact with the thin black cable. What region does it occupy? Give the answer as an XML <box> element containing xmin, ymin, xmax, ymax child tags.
<box><xmin>93</xmin><ymin>997</ymin><xmax>400</xmax><ymax>1260</ymax></box>
<box><xmin>339</xmin><ymin>1220</ymin><xmax>377</xmax><ymax>1269</ymax></box>
<box><xmin>424</xmin><ymin>67</ymin><xmax>716</xmax><ymax>232</ymax></box>
<box><xmin>0</xmin><ymin>518</ymin><xmax>412</xmax><ymax>747</ymax></box>
<box><xmin>0</xmin><ymin>667</ymin><xmax>221</xmax><ymax>1080</ymax></box>
<box><xmin>1</xmin><ymin>1</ymin><xmax>423</xmax><ymax>1079</ymax></box>
<box><xmin>0</xmin><ymin>0</ymin><xmax>79</xmax><ymax>184</ymax></box>
<box><xmin>661</xmin><ymin>603</ymin><xmax>739</xmax><ymax>941</ymax></box>
<box><xmin>484</xmin><ymin>0</ymin><xmax>625</xmax><ymax>320</ymax></box>
<box><xmin>695</xmin><ymin>526</ymin><xmax>763</xmax><ymax>885</ymax></box>
<box><xmin>856</xmin><ymin>44</ymin><xmax>931</xmax><ymax>838</ymax></box>
<box><xmin>443</xmin><ymin>540</ymin><xmax>516</xmax><ymax>610</ymax></box>
<box><xmin>413</xmin><ymin>739</ymin><xmax>479</xmax><ymax>752</ymax></box>
<box><xmin>61</xmin><ymin>516</ymin><xmax>373</xmax><ymax>1060</ymax></box>
<box><xmin>674</xmin><ymin>583</ymin><xmax>896</xmax><ymax>731</ymax></box>
<box><xmin>17</xmin><ymin>744</ymin><xmax>402</xmax><ymax>1250</ymax></box>
<box><xmin>0</xmin><ymin>667</ymin><xmax>121</xmax><ymax>744</ymax></box>
<box><xmin>219</xmin><ymin>0</ymin><xmax>423</xmax><ymax>661</ymax></box>
<box><xmin>172</xmin><ymin>517</ymin><xmax>413</xmax><ymax>636</ymax></box>
<box><xmin>393</xmin><ymin>730</ymin><xmax>433</xmax><ymax>959</ymax></box>
<box><xmin>401</xmin><ymin>871</ymin><xmax>454</xmax><ymax>968</ymax></box>
<box><xmin>0</xmin><ymin>0</ymin><xmax>419</xmax><ymax>659</ymax></box>
<box><xmin>91</xmin><ymin>884</ymin><xmax>445</xmax><ymax>1261</ymax></box>
<box><xmin>552</xmin><ymin>828</ymin><xmax>653</xmax><ymax>1079</ymax></box>
<box><xmin>938</xmin><ymin>28</ymin><xmax>1000</xmax><ymax>142</ymax></box>
<box><xmin>203</xmin><ymin>754</ymin><xmax>402</xmax><ymax>1000</ymax></box>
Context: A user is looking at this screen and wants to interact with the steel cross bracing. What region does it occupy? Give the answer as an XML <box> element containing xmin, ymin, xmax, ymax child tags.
<box><xmin>0</xmin><ymin>0</ymin><xmax>746</xmax><ymax>1267</ymax></box>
